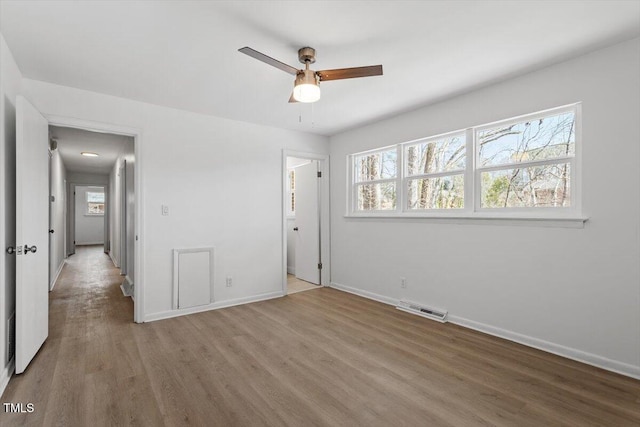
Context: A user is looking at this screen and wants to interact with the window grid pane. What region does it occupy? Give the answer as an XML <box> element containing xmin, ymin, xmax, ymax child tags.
<box><xmin>407</xmin><ymin>174</ymin><xmax>464</xmax><ymax>210</ymax></box>
<box><xmin>406</xmin><ymin>134</ymin><xmax>466</xmax><ymax>177</ymax></box>
<box><xmin>481</xmin><ymin>162</ymin><xmax>571</xmax><ymax>208</ymax></box>
<box><xmin>477</xmin><ymin>111</ymin><xmax>575</xmax><ymax>168</ymax></box>
<box><xmin>356</xmin><ymin>182</ymin><xmax>396</xmax><ymax>211</ymax></box>
<box><xmin>87</xmin><ymin>203</ymin><xmax>105</xmax><ymax>214</ymax></box>
<box><xmin>355</xmin><ymin>149</ymin><xmax>397</xmax><ymax>183</ymax></box>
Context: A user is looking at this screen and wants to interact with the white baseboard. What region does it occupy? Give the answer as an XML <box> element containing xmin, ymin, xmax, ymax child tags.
<box><xmin>125</xmin><ymin>275</ymin><xmax>133</xmax><ymax>286</ymax></box>
<box><xmin>0</xmin><ymin>359</ymin><xmax>15</xmax><ymax>398</ymax></box>
<box><xmin>75</xmin><ymin>242</ymin><xmax>103</xmax><ymax>246</ymax></box>
<box><xmin>108</xmin><ymin>251</ymin><xmax>119</xmax><ymax>268</ymax></box>
<box><xmin>287</xmin><ymin>266</ymin><xmax>295</xmax><ymax>275</ymax></box>
<box><xmin>330</xmin><ymin>281</ymin><xmax>397</xmax><ymax>306</ymax></box>
<box><xmin>329</xmin><ymin>281</ymin><xmax>640</xmax><ymax>380</ymax></box>
<box><xmin>144</xmin><ymin>290</ymin><xmax>284</xmax><ymax>323</ymax></box>
<box><xmin>49</xmin><ymin>260</ymin><xmax>66</xmax><ymax>291</ymax></box>
<box><xmin>448</xmin><ymin>315</ymin><xmax>640</xmax><ymax>380</ymax></box>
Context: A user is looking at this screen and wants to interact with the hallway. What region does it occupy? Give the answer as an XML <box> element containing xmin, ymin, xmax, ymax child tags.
<box><xmin>1</xmin><ymin>245</ymin><xmax>143</xmax><ymax>426</ymax></box>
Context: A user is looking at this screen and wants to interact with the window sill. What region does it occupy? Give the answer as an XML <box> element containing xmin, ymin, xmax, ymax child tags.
<box><xmin>343</xmin><ymin>214</ymin><xmax>588</xmax><ymax>228</ymax></box>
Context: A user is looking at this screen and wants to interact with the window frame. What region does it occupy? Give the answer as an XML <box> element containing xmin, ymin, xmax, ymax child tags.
<box><xmin>346</xmin><ymin>103</ymin><xmax>584</xmax><ymax>222</ymax></box>
<box><xmin>473</xmin><ymin>104</ymin><xmax>581</xmax><ymax>217</ymax></box>
<box><xmin>401</xmin><ymin>129</ymin><xmax>469</xmax><ymax>214</ymax></box>
<box><xmin>349</xmin><ymin>145</ymin><xmax>400</xmax><ymax>213</ymax></box>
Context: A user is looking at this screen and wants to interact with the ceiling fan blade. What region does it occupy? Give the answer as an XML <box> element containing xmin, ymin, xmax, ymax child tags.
<box><xmin>238</xmin><ymin>47</ymin><xmax>299</xmax><ymax>75</ymax></box>
<box><xmin>317</xmin><ymin>65</ymin><xmax>383</xmax><ymax>81</ymax></box>
<box><xmin>288</xmin><ymin>92</ymin><xmax>298</xmax><ymax>103</ymax></box>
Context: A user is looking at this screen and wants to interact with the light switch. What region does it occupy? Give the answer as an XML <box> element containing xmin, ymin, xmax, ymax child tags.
<box><xmin>162</xmin><ymin>205</ymin><xmax>169</xmax><ymax>216</ymax></box>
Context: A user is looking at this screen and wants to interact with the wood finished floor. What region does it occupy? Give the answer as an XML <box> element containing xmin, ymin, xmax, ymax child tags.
<box><xmin>287</xmin><ymin>274</ymin><xmax>320</xmax><ymax>294</ymax></box>
<box><xmin>2</xmin><ymin>246</ymin><xmax>639</xmax><ymax>426</ymax></box>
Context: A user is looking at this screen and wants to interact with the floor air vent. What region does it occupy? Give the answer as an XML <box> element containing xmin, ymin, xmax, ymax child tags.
<box><xmin>396</xmin><ymin>301</ymin><xmax>448</xmax><ymax>323</ymax></box>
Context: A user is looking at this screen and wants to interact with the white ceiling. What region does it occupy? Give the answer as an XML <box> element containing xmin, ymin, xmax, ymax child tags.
<box><xmin>50</xmin><ymin>126</ymin><xmax>132</xmax><ymax>175</ymax></box>
<box><xmin>2</xmin><ymin>1</ymin><xmax>639</xmax><ymax>136</ymax></box>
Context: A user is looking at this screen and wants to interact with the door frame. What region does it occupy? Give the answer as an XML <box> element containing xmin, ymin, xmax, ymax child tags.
<box><xmin>68</xmin><ymin>183</ymin><xmax>108</xmax><ymax>247</ymax></box>
<box><xmin>47</xmin><ymin>115</ymin><xmax>144</xmax><ymax>323</ymax></box>
<box><xmin>281</xmin><ymin>150</ymin><xmax>330</xmax><ymax>295</ymax></box>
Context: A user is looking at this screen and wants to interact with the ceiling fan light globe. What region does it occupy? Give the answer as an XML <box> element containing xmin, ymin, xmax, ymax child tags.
<box><xmin>293</xmin><ymin>83</ymin><xmax>321</xmax><ymax>103</ymax></box>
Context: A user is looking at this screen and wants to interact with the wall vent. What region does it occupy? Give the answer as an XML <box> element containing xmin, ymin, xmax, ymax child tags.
<box><xmin>6</xmin><ymin>311</ymin><xmax>15</xmax><ymax>364</ymax></box>
<box><xmin>396</xmin><ymin>301</ymin><xmax>448</xmax><ymax>323</ymax></box>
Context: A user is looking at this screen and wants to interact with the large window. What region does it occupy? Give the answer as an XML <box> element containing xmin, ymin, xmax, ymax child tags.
<box><xmin>348</xmin><ymin>104</ymin><xmax>580</xmax><ymax>219</ymax></box>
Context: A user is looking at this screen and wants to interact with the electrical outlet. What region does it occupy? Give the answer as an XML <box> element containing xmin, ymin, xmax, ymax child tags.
<box><xmin>225</xmin><ymin>277</ymin><xmax>233</xmax><ymax>287</ymax></box>
<box><xmin>400</xmin><ymin>277</ymin><xmax>407</xmax><ymax>288</ymax></box>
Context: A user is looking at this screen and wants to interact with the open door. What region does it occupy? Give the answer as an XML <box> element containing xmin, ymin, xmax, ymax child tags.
<box><xmin>294</xmin><ymin>161</ymin><xmax>320</xmax><ymax>284</ymax></box>
<box><xmin>15</xmin><ymin>96</ymin><xmax>49</xmax><ymax>374</ymax></box>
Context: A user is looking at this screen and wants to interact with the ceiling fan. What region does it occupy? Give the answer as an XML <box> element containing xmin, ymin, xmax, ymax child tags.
<box><xmin>238</xmin><ymin>46</ymin><xmax>383</xmax><ymax>103</ymax></box>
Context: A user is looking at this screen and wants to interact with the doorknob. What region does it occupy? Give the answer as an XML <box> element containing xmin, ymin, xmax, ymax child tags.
<box><xmin>293</xmin><ymin>227</ymin><xmax>299</xmax><ymax>231</ymax></box>
<box><xmin>49</xmin><ymin>229</ymin><xmax>54</xmax><ymax>234</ymax></box>
<box><xmin>24</xmin><ymin>245</ymin><xmax>37</xmax><ymax>254</ymax></box>
<box><xmin>6</xmin><ymin>246</ymin><xmax>15</xmax><ymax>255</ymax></box>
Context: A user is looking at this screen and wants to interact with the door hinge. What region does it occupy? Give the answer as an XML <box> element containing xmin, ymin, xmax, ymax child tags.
<box><xmin>318</xmin><ymin>263</ymin><xmax>323</xmax><ymax>270</ymax></box>
<box><xmin>317</xmin><ymin>171</ymin><xmax>322</xmax><ymax>178</ymax></box>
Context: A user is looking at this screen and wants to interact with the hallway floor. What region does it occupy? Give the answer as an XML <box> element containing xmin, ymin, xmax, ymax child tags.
<box><xmin>1</xmin><ymin>245</ymin><xmax>139</xmax><ymax>426</ymax></box>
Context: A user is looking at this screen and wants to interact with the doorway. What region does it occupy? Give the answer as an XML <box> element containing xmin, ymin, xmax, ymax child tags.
<box><xmin>48</xmin><ymin>123</ymin><xmax>138</xmax><ymax>321</ymax></box>
<box><xmin>282</xmin><ymin>151</ymin><xmax>330</xmax><ymax>295</ymax></box>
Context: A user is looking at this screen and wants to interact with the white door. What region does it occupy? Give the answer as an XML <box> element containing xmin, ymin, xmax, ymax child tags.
<box><xmin>15</xmin><ymin>96</ymin><xmax>49</xmax><ymax>374</ymax></box>
<box><xmin>294</xmin><ymin>161</ymin><xmax>320</xmax><ymax>284</ymax></box>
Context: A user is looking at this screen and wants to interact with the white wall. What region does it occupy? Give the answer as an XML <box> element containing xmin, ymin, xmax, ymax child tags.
<box><xmin>0</xmin><ymin>33</ymin><xmax>22</xmax><ymax>392</ymax></box>
<box><xmin>109</xmin><ymin>139</ymin><xmax>134</xmax><ymax>280</ymax></box>
<box><xmin>124</xmin><ymin>151</ymin><xmax>134</xmax><ymax>284</ymax></box>
<box><xmin>329</xmin><ymin>38</ymin><xmax>640</xmax><ymax>378</ymax></box>
<box><xmin>21</xmin><ymin>78</ymin><xmax>330</xmax><ymax>320</ymax></box>
<box><xmin>109</xmin><ymin>158</ymin><xmax>122</xmax><ymax>266</ymax></box>
<box><xmin>49</xmin><ymin>148</ymin><xmax>66</xmax><ymax>288</ymax></box>
<box><xmin>74</xmin><ymin>186</ymin><xmax>105</xmax><ymax>245</ymax></box>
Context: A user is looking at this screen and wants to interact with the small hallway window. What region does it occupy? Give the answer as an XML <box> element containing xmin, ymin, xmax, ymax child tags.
<box><xmin>86</xmin><ymin>191</ymin><xmax>105</xmax><ymax>215</ymax></box>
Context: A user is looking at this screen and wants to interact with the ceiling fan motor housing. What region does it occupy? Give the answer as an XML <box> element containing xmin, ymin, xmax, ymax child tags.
<box><xmin>298</xmin><ymin>47</ymin><xmax>316</xmax><ymax>64</ymax></box>
<box><xmin>295</xmin><ymin>69</ymin><xmax>320</xmax><ymax>86</ymax></box>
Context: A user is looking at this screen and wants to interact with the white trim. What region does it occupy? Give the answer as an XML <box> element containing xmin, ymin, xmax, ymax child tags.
<box><xmin>329</xmin><ymin>282</ymin><xmax>640</xmax><ymax>380</ymax></box>
<box><xmin>281</xmin><ymin>150</ymin><xmax>331</xmax><ymax>297</ymax></box>
<box><xmin>0</xmin><ymin>359</ymin><xmax>15</xmax><ymax>398</ymax></box>
<box><xmin>144</xmin><ymin>291</ymin><xmax>283</xmax><ymax>322</ymax></box>
<box><xmin>108</xmin><ymin>251</ymin><xmax>119</xmax><ymax>268</ymax></box>
<box><xmin>343</xmin><ymin>214</ymin><xmax>587</xmax><ymax>228</ymax></box>
<box><xmin>448</xmin><ymin>315</ymin><xmax>640</xmax><ymax>380</ymax></box>
<box><xmin>49</xmin><ymin>260</ymin><xmax>65</xmax><ymax>291</ymax></box>
<box><xmin>74</xmin><ymin>241</ymin><xmax>104</xmax><ymax>246</ymax></box>
<box><xmin>45</xmin><ymin>114</ymin><xmax>144</xmax><ymax>324</ymax></box>
<box><xmin>329</xmin><ymin>281</ymin><xmax>397</xmax><ymax>306</ymax></box>
<box><xmin>348</xmin><ymin>103</ymin><xmax>582</xmax><ymax>220</ymax></box>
